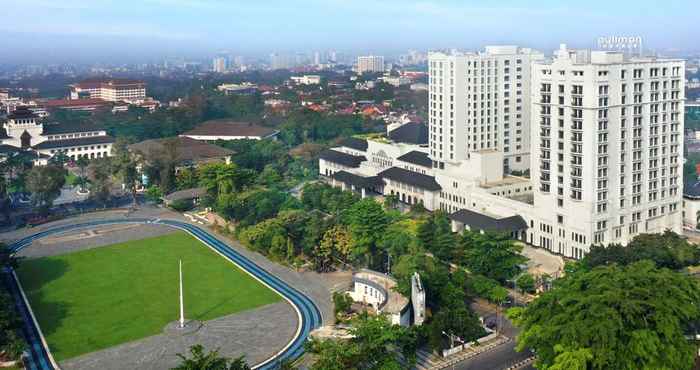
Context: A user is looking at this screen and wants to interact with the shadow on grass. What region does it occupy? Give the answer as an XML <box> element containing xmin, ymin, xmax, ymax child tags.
<box><xmin>18</xmin><ymin>258</ymin><xmax>71</xmax><ymax>338</ymax></box>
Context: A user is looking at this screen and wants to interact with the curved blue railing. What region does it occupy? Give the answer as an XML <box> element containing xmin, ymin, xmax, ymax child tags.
<box><xmin>6</xmin><ymin>218</ymin><xmax>322</xmax><ymax>370</ymax></box>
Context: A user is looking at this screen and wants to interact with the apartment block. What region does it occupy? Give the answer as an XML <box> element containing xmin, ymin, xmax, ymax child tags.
<box><xmin>357</xmin><ymin>56</ymin><xmax>385</xmax><ymax>74</ymax></box>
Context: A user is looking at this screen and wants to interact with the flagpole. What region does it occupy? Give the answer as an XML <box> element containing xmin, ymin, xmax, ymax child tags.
<box><xmin>179</xmin><ymin>259</ymin><xmax>184</xmax><ymax>328</ymax></box>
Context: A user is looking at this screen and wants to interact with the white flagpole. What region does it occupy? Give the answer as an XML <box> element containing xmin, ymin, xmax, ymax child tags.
<box><xmin>179</xmin><ymin>259</ymin><xmax>184</xmax><ymax>328</ymax></box>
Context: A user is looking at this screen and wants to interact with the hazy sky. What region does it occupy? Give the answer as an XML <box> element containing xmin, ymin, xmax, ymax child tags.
<box><xmin>1</xmin><ymin>0</ymin><xmax>697</xmax><ymax>64</ymax></box>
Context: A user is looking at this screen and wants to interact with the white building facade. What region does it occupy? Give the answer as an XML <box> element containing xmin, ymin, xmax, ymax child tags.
<box><xmin>529</xmin><ymin>45</ymin><xmax>684</xmax><ymax>257</ymax></box>
<box><xmin>428</xmin><ymin>46</ymin><xmax>544</xmax><ymax>173</ymax></box>
<box><xmin>1</xmin><ymin>107</ymin><xmax>114</xmax><ymax>163</ymax></box>
<box><xmin>70</xmin><ymin>79</ymin><xmax>146</xmax><ymax>103</ymax></box>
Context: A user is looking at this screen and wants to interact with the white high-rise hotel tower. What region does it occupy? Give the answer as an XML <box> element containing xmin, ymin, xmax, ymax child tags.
<box><xmin>429</xmin><ymin>46</ymin><xmax>544</xmax><ymax>172</ymax></box>
<box><xmin>319</xmin><ymin>44</ymin><xmax>684</xmax><ymax>259</ymax></box>
<box><xmin>530</xmin><ymin>45</ymin><xmax>684</xmax><ymax>257</ymax></box>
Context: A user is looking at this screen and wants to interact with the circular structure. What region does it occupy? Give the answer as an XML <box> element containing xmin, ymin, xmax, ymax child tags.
<box><xmin>7</xmin><ymin>218</ymin><xmax>322</xmax><ymax>370</ymax></box>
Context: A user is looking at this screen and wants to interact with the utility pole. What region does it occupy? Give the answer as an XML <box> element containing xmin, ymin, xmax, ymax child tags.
<box><xmin>179</xmin><ymin>259</ymin><xmax>185</xmax><ymax>328</ymax></box>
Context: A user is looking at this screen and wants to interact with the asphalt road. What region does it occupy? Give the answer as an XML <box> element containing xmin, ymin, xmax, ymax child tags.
<box><xmin>456</xmin><ymin>299</ymin><xmax>534</xmax><ymax>370</ymax></box>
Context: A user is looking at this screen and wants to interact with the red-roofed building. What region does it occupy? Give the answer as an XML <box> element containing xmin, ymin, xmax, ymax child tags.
<box><xmin>40</xmin><ymin>98</ymin><xmax>109</xmax><ymax>112</ymax></box>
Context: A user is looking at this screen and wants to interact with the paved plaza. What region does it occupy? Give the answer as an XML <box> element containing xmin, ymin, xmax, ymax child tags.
<box><xmin>61</xmin><ymin>301</ymin><xmax>297</xmax><ymax>370</ymax></box>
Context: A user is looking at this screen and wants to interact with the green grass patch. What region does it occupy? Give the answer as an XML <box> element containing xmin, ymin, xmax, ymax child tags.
<box><xmin>17</xmin><ymin>232</ymin><xmax>281</xmax><ymax>361</ymax></box>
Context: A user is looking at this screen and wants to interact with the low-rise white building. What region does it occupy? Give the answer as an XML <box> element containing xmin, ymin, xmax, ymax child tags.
<box><xmin>290</xmin><ymin>75</ymin><xmax>322</xmax><ymax>85</ymax></box>
<box><xmin>349</xmin><ymin>269</ymin><xmax>410</xmax><ymax>326</ymax></box>
<box><xmin>1</xmin><ymin>107</ymin><xmax>114</xmax><ymax>164</ymax></box>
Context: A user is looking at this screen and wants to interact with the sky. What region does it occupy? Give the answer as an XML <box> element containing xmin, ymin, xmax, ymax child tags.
<box><xmin>1</xmin><ymin>0</ymin><xmax>697</xmax><ymax>64</ymax></box>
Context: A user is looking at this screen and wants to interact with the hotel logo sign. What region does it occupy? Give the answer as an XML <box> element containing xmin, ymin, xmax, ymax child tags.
<box><xmin>597</xmin><ymin>36</ymin><xmax>643</xmax><ymax>54</ymax></box>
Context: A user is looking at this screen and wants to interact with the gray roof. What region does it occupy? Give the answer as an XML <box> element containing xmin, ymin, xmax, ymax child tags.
<box><xmin>33</xmin><ymin>135</ymin><xmax>115</xmax><ymax>150</ymax></box>
<box><xmin>43</xmin><ymin>122</ymin><xmax>106</xmax><ymax>135</ymax></box>
<box><xmin>449</xmin><ymin>209</ymin><xmax>528</xmax><ymax>233</ymax></box>
<box><xmin>388</xmin><ymin>122</ymin><xmax>428</xmax><ymax>145</ymax></box>
<box><xmin>331</xmin><ymin>170</ymin><xmax>382</xmax><ymax>189</ymax></box>
<box><xmin>7</xmin><ymin>107</ymin><xmax>37</xmax><ymax>120</ymax></box>
<box><xmin>164</xmin><ymin>187</ymin><xmax>207</xmax><ymax>202</ymax></box>
<box><xmin>339</xmin><ymin>137</ymin><xmax>368</xmax><ymax>151</ymax></box>
<box><xmin>396</xmin><ymin>151</ymin><xmax>431</xmax><ymax>168</ymax></box>
<box><xmin>684</xmin><ymin>180</ymin><xmax>700</xmax><ymax>199</ymax></box>
<box><xmin>319</xmin><ymin>149</ymin><xmax>366</xmax><ymax>168</ymax></box>
<box><xmin>183</xmin><ymin>120</ymin><xmax>278</xmax><ymax>139</ymax></box>
<box><xmin>129</xmin><ymin>137</ymin><xmax>234</xmax><ymax>165</ymax></box>
<box><xmin>378</xmin><ymin>167</ymin><xmax>441</xmax><ymax>191</ymax></box>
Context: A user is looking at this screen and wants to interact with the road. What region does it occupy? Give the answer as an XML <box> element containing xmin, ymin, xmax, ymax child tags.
<box><xmin>6</xmin><ymin>218</ymin><xmax>322</xmax><ymax>370</ymax></box>
<box><xmin>452</xmin><ymin>299</ymin><xmax>534</xmax><ymax>370</ymax></box>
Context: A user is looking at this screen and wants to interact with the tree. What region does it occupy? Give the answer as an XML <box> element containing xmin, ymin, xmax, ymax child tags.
<box><xmin>198</xmin><ymin>163</ymin><xmax>254</xmax><ymax>197</ymax></box>
<box><xmin>508</xmin><ymin>261</ymin><xmax>700</xmax><ymax>370</ymax></box>
<box><xmin>174</xmin><ymin>344</ymin><xmax>250</xmax><ymax>370</ymax></box>
<box><xmin>110</xmin><ymin>137</ymin><xmax>140</xmax><ymax>205</ymax></box>
<box><xmin>344</xmin><ymin>198</ymin><xmax>388</xmax><ymax>268</ymax></box>
<box><xmin>306</xmin><ymin>313</ymin><xmax>416</xmax><ymax>370</ymax></box>
<box><xmin>145</xmin><ymin>185</ymin><xmax>163</xmax><ymax>203</ymax></box>
<box><xmin>332</xmin><ymin>291</ymin><xmax>353</xmax><ymax>320</ymax></box>
<box><xmin>319</xmin><ymin>225</ymin><xmax>354</xmax><ymax>266</ymax></box>
<box><xmin>456</xmin><ymin>231</ymin><xmax>527</xmax><ymax>283</ymax></box>
<box><xmin>583</xmin><ymin>231</ymin><xmax>700</xmax><ymax>270</ymax></box>
<box><xmin>75</xmin><ymin>156</ymin><xmax>89</xmax><ymax>190</ymax></box>
<box><xmin>0</xmin><ymin>243</ymin><xmax>18</xmax><ymax>269</ymax></box>
<box><xmin>378</xmin><ymin>224</ymin><xmax>418</xmax><ymax>268</ymax></box>
<box><xmin>515</xmin><ymin>273</ymin><xmax>536</xmax><ymax>294</ymax></box>
<box><xmin>431</xmin><ymin>212</ymin><xmax>456</xmax><ymax>261</ymax></box>
<box><xmin>427</xmin><ymin>306</ymin><xmax>485</xmax><ymax>351</ymax></box>
<box><xmin>383</xmin><ymin>194</ymin><xmax>399</xmax><ymax>210</ymax></box>
<box><xmin>88</xmin><ymin>158</ymin><xmax>113</xmax><ymax>206</ymax></box>
<box><xmin>25</xmin><ymin>165</ymin><xmax>67</xmax><ymax>208</ymax></box>
<box><xmin>416</xmin><ymin>216</ymin><xmax>434</xmax><ymax>249</ymax></box>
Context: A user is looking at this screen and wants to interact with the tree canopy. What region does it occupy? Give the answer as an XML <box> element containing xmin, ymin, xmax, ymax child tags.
<box><xmin>582</xmin><ymin>231</ymin><xmax>700</xmax><ymax>270</ymax></box>
<box><xmin>25</xmin><ymin>164</ymin><xmax>67</xmax><ymax>208</ymax></box>
<box><xmin>509</xmin><ymin>261</ymin><xmax>700</xmax><ymax>370</ymax></box>
<box><xmin>455</xmin><ymin>230</ymin><xmax>527</xmax><ymax>283</ymax></box>
<box><xmin>173</xmin><ymin>344</ymin><xmax>250</xmax><ymax>370</ymax></box>
<box><xmin>305</xmin><ymin>313</ymin><xmax>417</xmax><ymax>370</ymax></box>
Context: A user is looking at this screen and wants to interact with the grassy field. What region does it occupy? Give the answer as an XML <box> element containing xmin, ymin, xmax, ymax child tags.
<box><xmin>17</xmin><ymin>232</ymin><xmax>281</xmax><ymax>361</ymax></box>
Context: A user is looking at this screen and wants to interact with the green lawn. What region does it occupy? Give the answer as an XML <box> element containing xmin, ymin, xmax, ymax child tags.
<box><xmin>17</xmin><ymin>232</ymin><xmax>281</xmax><ymax>361</ymax></box>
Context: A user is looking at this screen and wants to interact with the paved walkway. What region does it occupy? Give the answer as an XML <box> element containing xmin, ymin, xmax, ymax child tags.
<box><xmin>15</xmin><ymin>223</ymin><xmax>176</xmax><ymax>258</ymax></box>
<box><xmin>61</xmin><ymin>301</ymin><xmax>297</xmax><ymax>370</ymax></box>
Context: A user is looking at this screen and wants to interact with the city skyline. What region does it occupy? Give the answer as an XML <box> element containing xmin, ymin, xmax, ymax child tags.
<box><xmin>2</xmin><ymin>0</ymin><xmax>699</xmax><ymax>64</ymax></box>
